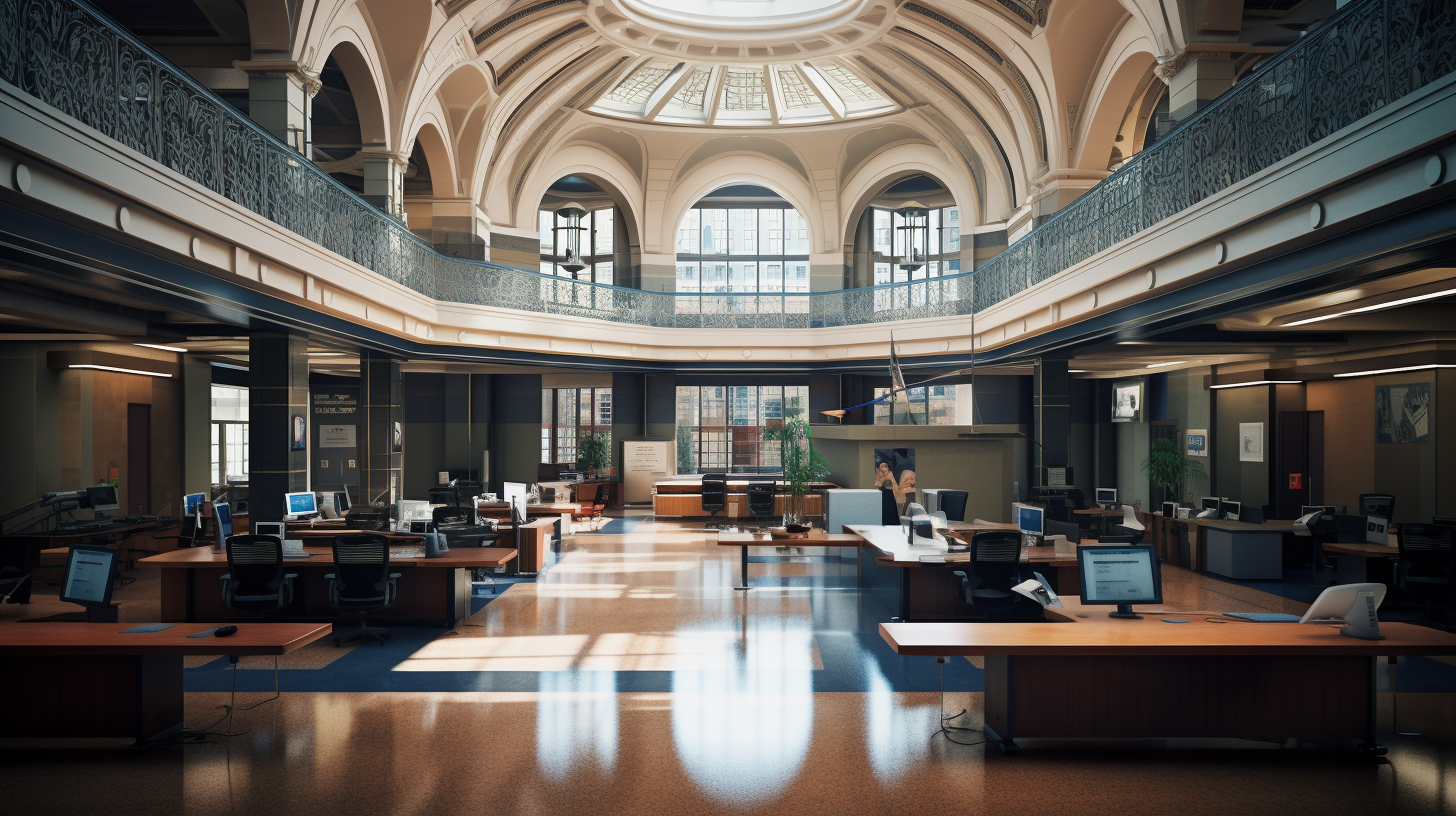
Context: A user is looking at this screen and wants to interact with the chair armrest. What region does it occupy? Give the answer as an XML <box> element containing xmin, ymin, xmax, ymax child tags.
<box><xmin>324</xmin><ymin>573</ymin><xmax>336</xmax><ymax>580</ymax></box>
<box><xmin>220</xmin><ymin>573</ymin><xmax>232</xmax><ymax>582</ymax></box>
<box><xmin>284</xmin><ymin>573</ymin><xmax>298</xmax><ymax>580</ymax></box>
<box><xmin>390</xmin><ymin>572</ymin><xmax>402</xmax><ymax>578</ymax></box>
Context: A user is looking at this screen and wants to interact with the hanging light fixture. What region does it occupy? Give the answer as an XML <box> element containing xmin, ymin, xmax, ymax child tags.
<box><xmin>893</xmin><ymin>203</ymin><xmax>929</xmax><ymax>273</ymax></box>
<box><xmin>553</xmin><ymin>203</ymin><xmax>589</xmax><ymax>274</ymax></box>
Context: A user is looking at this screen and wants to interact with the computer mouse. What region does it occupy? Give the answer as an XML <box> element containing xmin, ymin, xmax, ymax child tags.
<box><xmin>214</xmin><ymin>625</ymin><xmax>238</xmax><ymax>637</ymax></box>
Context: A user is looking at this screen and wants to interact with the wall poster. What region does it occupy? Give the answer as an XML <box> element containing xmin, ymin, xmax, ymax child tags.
<box><xmin>1185</xmin><ymin>429</ymin><xmax>1208</xmax><ymax>457</ymax></box>
<box><xmin>874</xmin><ymin>448</ymin><xmax>916</xmax><ymax>508</ymax></box>
<box><xmin>1376</xmin><ymin>382</ymin><xmax>1430</xmax><ymax>443</ymax></box>
<box><xmin>1112</xmin><ymin>379</ymin><xmax>1143</xmax><ymax>423</ymax></box>
<box><xmin>1238</xmin><ymin>422</ymin><xmax>1263</xmax><ymax>463</ymax></box>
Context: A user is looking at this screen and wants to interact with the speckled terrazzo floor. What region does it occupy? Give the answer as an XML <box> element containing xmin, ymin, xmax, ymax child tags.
<box><xmin>4</xmin><ymin>521</ymin><xmax>1456</xmax><ymax>814</ymax></box>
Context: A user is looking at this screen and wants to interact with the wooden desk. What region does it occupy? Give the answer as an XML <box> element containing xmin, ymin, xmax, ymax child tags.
<box><xmin>1323</xmin><ymin>540</ymin><xmax>1399</xmax><ymax>584</ymax></box>
<box><xmin>0</xmin><ymin>622</ymin><xmax>330</xmax><ymax>745</ymax></box>
<box><xmin>718</xmin><ymin>531</ymin><xmax>865</xmax><ymax>589</ymax></box>
<box><xmin>1</xmin><ymin>518</ymin><xmax>172</xmax><ymax>600</ymax></box>
<box><xmin>653</xmin><ymin>492</ymin><xmax>825</xmax><ymax>519</ymax></box>
<box><xmin>139</xmin><ymin>547</ymin><xmax>515</xmax><ymax>626</ymax></box>
<box><xmin>287</xmin><ymin>526</ymin><xmax>423</xmax><ymax>541</ymax></box>
<box><xmin>881</xmin><ymin>597</ymin><xmax>1456</xmax><ymax>754</ymax></box>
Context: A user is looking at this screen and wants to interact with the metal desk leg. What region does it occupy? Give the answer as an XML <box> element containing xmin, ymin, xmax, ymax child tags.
<box><xmin>735</xmin><ymin>544</ymin><xmax>752</xmax><ymax>590</ymax></box>
<box><xmin>1361</xmin><ymin>655</ymin><xmax>1388</xmax><ymax>759</ymax></box>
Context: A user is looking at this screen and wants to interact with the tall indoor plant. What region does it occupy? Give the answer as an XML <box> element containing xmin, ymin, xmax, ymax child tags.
<box><xmin>763</xmin><ymin>408</ymin><xmax>830</xmax><ymax>525</ymax></box>
<box><xmin>1140</xmin><ymin>437</ymin><xmax>1207</xmax><ymax>506</ymax></box>
<box><xmin>576</xmin><ymin>430</ymin><xmax>611</xmax><ymax>479</ymax></box>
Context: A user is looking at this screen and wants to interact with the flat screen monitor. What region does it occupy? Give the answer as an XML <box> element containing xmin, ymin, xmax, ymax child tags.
<box><xmin>502</xmin><ymin>482</ymin><xmax>529</xmax><ymax>523</ymax></box>
<box><xmin>86</xmin><ymin>484</ymin><xmax>119</xmax><ymax>513</ymax></box>
<box><xmin>334</xmin><ymin>491</ymin><xmax>351</xmax><ymax>513</ymax></box>
<box><xmin>182</xmin><ymin>492</ymin><xmax>206</xmax><ymax>516</ymax></box>
<box><xmin>1078</xmin><ymin>545</ymin><xmax>1162</xmax><ymax>618</ymax></box>
<box><xmin>214</xmin><ymin>502</ymin><xmax>233</xmax><ymax>547</ymax></box>
<box><xmin>1200</xmin><ymin>497</ymin><xmax>1222</xmax><ymax>511</ymax></box>
<box><xmin>1162</xmin><ymin>501</ymin><xmax>1178</xmax><ymax>518</ymax></box>
<box><xmin>285</xmin><ymin>492</ymin><xmax>318</xmax><ymax>516</ymax></box>
<box><xmin>60</xmin><ymin>544</ymin><xmax>118</xmax><ymax>608</ymax></box>
<box><xmin>1095</xmin><ymin>488</ymin><xmax>1116</xmax><ymax>506</ymax></box>
<box><xmin>1220</xmin><ymin>500</ymin><xmax>1242</xmax><ymax>521</ymax></box>
<box><xmin>1014</xmin><ymin>502</ymin><xmax>1044</xmax><ymax>537</ymax></box>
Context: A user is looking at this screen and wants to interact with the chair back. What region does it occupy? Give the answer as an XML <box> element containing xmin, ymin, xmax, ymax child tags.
<box><xmin>701</xmin><ymin>474</ymin><xmax>728</xmax><ymax>512</ymax></box>
<box><xmin>1120</xmin><ymin>505</ymin><xmax>1145</xmax><ymax>532</ymax></box>
<box><xmin>1433</xmin><ymin>515</ymin><xmax>1456</xmax><ymax>527</ymax></box>
<box><xmin>880</xmin><ymin>489</ymin><xmax>901</xmax><ymax>526</ymax></box>
<box><xmin>223</xmin><ymin>535</ymin><xmax>285</xmax><ymax>606</ymax></box>
<box><xmin>1396</xmin><ymin>523</ymin><xmax>1455</xmax><ymax>581</ymax></box>
<box><xmin>578</xmin><ymin>483</ymin><xmax>603</xmax><ymax>505</ymax></box>
<box><xmin>746</xmin><ymin>481</ymin><xmax>776</xmax><ymax>516</ymax></box>
<box><xmin>1360</xmin><ymin>493</ymin><xmax>1396</xmax><ymax>520</ymax></box>
<box><xmin>433</xmin><ymin>505</ymin><xmax>473</xmax><ymax>526</ymax></box>
<box><xmin>938</xmin><ymin>490</ymin><xmax>969</xmax><ymax>522</ymax></box>
<box><xmin>331</xmin><ymin>534</ymin><xmax>392</xmax><ymax>603</ymax></box>
<box><xmin>970</xmin><ymin>530</ymin><xmax>1023</xmax><ymax>591</ymax></box>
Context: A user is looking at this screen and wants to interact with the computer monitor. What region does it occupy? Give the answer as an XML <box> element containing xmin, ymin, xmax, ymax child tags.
<box><xmin>214</xmin><ymin>502</ymin><xmax>233</xmax><ymax>548</ymax></box>
<box><xmin>1220</xmin><ymin>500</ymin><xmax>1242</xmax><ymax>521</ymax></box>
<box><xmin>334</xmin><ymin>490</ymin><xmax>351</xmax><ymax>513</ymax></box>
<box><xmin>254</xmin><ymin>521</ymin><xmax>285</xmax><ymax>540</ymax></box>
<box><xmin>1077</xmin><ymin>545</ymin><xmax>1162</xmax><ymax>619</ymax></box>
<box><xmin>182</xmin><ymin>492</ymin><xmax>206</xmax><ymax>516</ymax></box>
<box><xmin>285</xmin><ymin>492</ymin><xmax>318</xmax><ymax>517</ymax></box>
<box><xmin>502</xmin><ymin>482</ymin><xmax>529</xmax><ymax>523</ymax></box>
<box><xmin>1095</xmin><ymin>488</ymin><xmax>1117</xmax><ymax>507</ymax></box>
<box><xmin>59</xmin><ymin>544</ymin><xmax>118</xmax><ymax>608</ymax></box>
<box><xmin>86</xmin><ymin>484</ymin><xmax>119</xmax><ymax>514</ymax></box>
<box><xmin>1014</xmin><ymin>502</ymin><xmax>1044</xmax><ymax>537</ymax></box>
<box><xmin>1162</xmin><ymin>501</ymin><xmax>1178</xmax><ymax>518</ymax></box>
<box><xmin>1200</xmin><ymin>497</ymin><xmax>1221</xmax><ymax>511</ymax></box>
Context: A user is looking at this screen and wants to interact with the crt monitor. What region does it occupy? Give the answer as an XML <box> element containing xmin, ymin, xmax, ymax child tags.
<box><xmin>182</xmin><ymin>492</ymin><xmax>205</xmax><ymax>516</ymax></box>
<box><xmin>1077</xmin><ymin>545</ymin><xmax>1162</xmax><ymax>619</ymax></box>
<box><xmin>1014</xmin><ymin>503</ymin><xmax>1044</xmax><ymax>537</ymax></box>
<box><xmin>1220</xmin><ymin>500</ymin><xmax>1242</xmax><ymax>520</ymax></box>
<box><xmin>1095</xmin><ymin>488</ymin><xmax>1117</xmax><ymax>506</ymax></box>
<box><xmin>214</xmin><ymin>502</ymin><xmax>233</xmax><ymax>547</ymax></box>
<box><xmin>285</xmin><ymin>492</ymin><xmax>318</xmax><ymax>516</ymax></box>
<box><xmin>1162</xmin><ymin>501</ymin><xmax>1178</xmax><ymax>518</ymax></box>
<box><xmin>1200</xmin><ymin>497</ymin><xmax>1221</xmax><ymax>511</ymax></box>
<box><xmin>86</xmin><ymin>484</ymin><xmax>119</xmax><ymax>513</ymax></box>
<box><xmin>60</xmin><ymin>544</ymin><xmax>119</xmax><ymax>608</ymax></box>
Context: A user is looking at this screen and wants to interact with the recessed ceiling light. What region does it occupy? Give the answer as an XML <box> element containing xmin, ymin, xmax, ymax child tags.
<box><xmin>1285</xmin><ymin>286</ymin><xmax>1456</xmax><ymax>326</ymax></box>
<box><xmin>1210</xmin><ymin>380</ymin><xmax>1301</xmax><ymax>389</ymax></box>
<box><xmin>69</xmin><ymin>364</ymin><xmax>172</xmax><ymax>378</ymax></box>
<box><xmin>1333</xmin><ymin>364</ymin><xmax>1456</xmax><ymax>378</ymax></box>
<box><xmin>1146</xmin><ymin>361</ymin><xmax>1188</xmax><ymax>368</ymax></box>
<box><xmin>135</xmin><ymin>343</ymin><xmax>188</xmax><ymax>353</ymax></box>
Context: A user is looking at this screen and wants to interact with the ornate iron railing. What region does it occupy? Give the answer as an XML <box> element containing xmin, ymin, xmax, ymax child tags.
<box><xmin>0</xmin><ymin>0</ymin><xmax>1450</xmax><ymax>329</ymax></box>
<box><xmin>972</xmin><ymin>0</ymin><xmax>1455</xmax><ymax>311</ymax></box>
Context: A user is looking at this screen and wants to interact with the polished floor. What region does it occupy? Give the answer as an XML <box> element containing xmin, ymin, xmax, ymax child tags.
<box><xmin>5</xmin><ymin>520</ymin><xmax>1456</xmax><ymax>815</ymax></box>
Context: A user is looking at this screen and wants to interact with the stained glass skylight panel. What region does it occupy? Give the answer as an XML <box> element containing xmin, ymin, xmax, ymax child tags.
<box><xmin>592</xmin><ymin>61</ymin><xmax>678</xmax><ymax>115</ymax></box>
<box><xmin>722</xmin><ymin>67</ymin><xmax>767</xmax><ymax>111</ymax></box>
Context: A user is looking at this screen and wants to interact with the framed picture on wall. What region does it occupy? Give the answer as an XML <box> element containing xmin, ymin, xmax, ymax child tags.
<box><xmin>1238</xmin><ymin>422</ymin><xmax>1263</xmax><ymax>462</ymax></box>
<box><xmin>1186</xmin><ymin>429</ymin><xmax>1209</xmax><ymax>457</ymax></box>
<box><xmin>1112</xmin><ymin>379</ymin><xmax>1143</xmax><ymax>423</ymax></box>
<box><xmin>1375</xmin><ymin>382</ymin><xmax>1430</xmax><ymax>443</ymax></box>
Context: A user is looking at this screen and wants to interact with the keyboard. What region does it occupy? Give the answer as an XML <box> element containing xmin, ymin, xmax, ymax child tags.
<box><xmin>1223</xmin><ymin>612</ymin><xmax>1301</xmax><ymax>622</ymax></box>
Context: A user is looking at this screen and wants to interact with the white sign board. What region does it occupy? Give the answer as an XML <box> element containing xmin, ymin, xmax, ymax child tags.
<box><xmin>623</xmin><ymin>440</ymin><xmax>672</xmax><ymax>504</ymax></box>
<box><xmin>319</xmin><ymin>425</ymin><xmax>355</xmax><ymax>448</ymax></box>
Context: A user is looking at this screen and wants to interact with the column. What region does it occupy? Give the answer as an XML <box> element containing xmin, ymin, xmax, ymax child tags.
<box><xmin>1033</xmin><ymin>357</ymin><xmax>1072</xmax><ymax>489</ymax></box>
<box><xmin>359</xmin><ymin>350</ymin><xmax>402</xmax><ymax>508</ymax></box>
<box><xmin>361</xmin><ymin>151</ymin><xmax>408</xmax><ymax>220</ymax></box>
<box><xmin>234</xmin><ymin>61</ymin><xmax>318</xmax><ymax>152</ymax></box>
<box><xmin>1163</xmin><ymin>54</ymin><xmax>1234</xmax><ymax>123</ymax></box>
<box><xmin>248</xmin><ymin>332</ymin><xmax>310</xmax><ymax>525</ymax></box>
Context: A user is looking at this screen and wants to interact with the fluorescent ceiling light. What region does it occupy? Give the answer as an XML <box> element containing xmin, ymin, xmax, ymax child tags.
<box><xmin>1333</xmin><ymin>364</ymin><xmax>1456</xmax><ymax>378</ymax></box>
<box><xmin>1210</xmin><ymin>380</ymin><xmax>1300</xmax><ymax>389</ymax></box>
<box><xmin>134</xmin><ymin>343</ymin><xmax>189</xmax><ymax>353</ymax></box>
<box><xmin>69</xmin><ymin>364</ymin><xmax>172</xmax><ymax>378</ymax></box>
<box><xmin>1146</xmin><ymin>361</ymin><xmax>1188</xmax><ymax>368</ymax></box>
<box><xmin>1068</xmin><ymin>369</ymin><xmax>1089</xmax><ymax>373</ymax></box>
<box><xmin>1285</xmin><ymin>286</ymin><xmax>1456</xmax><ymax>326</ymax></box>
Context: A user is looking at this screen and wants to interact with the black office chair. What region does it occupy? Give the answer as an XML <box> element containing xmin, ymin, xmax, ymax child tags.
<box><xmin>1242</xmin><ymin>505</ymin><xmax>1265</xmax><ymax>524</ymax></box>
<box><xmin>745</xmin><ymin>481</ymin><xmax>777</xmax><ymax>525</ymax></box>
<box><xmin>938</xmin><ymin>490</ymin><xmax>969</xmax><ymax>523</ymax></box>
<box><xmin>1299</xmin><ymin>511</ymin><xmax>1340</xmax><ymax>585</ymax></box>
<box><xmin>953</xmin><ymin>531</ymin><xmax>1024</xmax><ymax>613</ymax></box>
<box><xmin>880</xmin><ymin>488</ymin><xmax>901</xmax><ymax>526</ymax></box>
<box><xmin>1360</xmin><ymin>493</ymin><xmax>1396</xmax><ymax>520</ymax></box>
<box><xmin>326</xmin><ymin>534</ymin><xmax>401</xmax><ymax>646</ymax></box>
<box><xmin>701</xmin><ymin>474</ymin><xmax>728</xmax><ymax>528</ymax></box>
<box><xmin>1044</xmin><ymin>518</ymin><xmax>1080</xmax><ymax>544</ymax></box>
<box><xmin>220</xmin><ymin>535</ymin><xmax>298</xmax><ymax>614</ymax></box>
<box><xmin>1396</xmin><ymin>523</ymin><xmax>1456</xmax><ymax>616</ymax></box>
<box><xmin>344</xmin><ymin>510</ymin><xmax>388</xmax><ymax>530</ymax></box>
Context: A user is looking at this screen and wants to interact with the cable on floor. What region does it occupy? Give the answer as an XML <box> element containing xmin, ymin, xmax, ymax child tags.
<box><xmin>934</xmin><ymin>656</ymin><xmax>992</xmax><ymax>747</ymax></box>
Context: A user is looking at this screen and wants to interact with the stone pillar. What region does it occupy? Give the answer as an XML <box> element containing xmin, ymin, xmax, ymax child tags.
<box><xmin>361</xmin><ymin>151</ymin><xmax>408</xmax><ymax>221</ymax></box>
<box><xmin>234</xmin><ymin>61</ymin><xmax>318</xmax><ymax>152</ymax></box>
<box><xmin>636</xmin><ymin>253</ymin><xmax>677</xmax><ymax>293</ymax></box>
<box><xmin>359</xmin><ymin>350</ymin><xmax>403</xmax><ymax>508</ymax></box>
<box><xmin>1033</xmin><ymin>357</ymin><xmax>1072</xmax><ymax>489</ymax></box>
<box><xmin>1163</xmin><ymin>54</ymin><xmax>1234</xmax><ymax>122</ymax></box>
<box><xmin>248</xmin><ymin>332</ymin><xmax>310</xmax><ymax>525</ymax></box>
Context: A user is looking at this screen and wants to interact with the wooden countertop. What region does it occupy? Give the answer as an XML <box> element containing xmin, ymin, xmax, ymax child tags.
<box><xmin>1323</xmin><ymin>541</ymin><xmax>1399</xmax><ymax>557</ymax></box>
<box><xmin>0</xmin><ymin>622</ymin><xmax>331</xmax><ymax>656</ymax></box>
<box><xmin>718</xmin><ymin>532</ymin><xmax>864</xmax><ymax>546</ymax></box>
<box><xmin>879</xmin><ymin>597</ymin><xmax>1456</xmax><ymax>657</ymax></box>
<box><xmin>654</xmin><ymin>480</ymin><xmax>838</xmax><ymax>495</ymax></box>
<box><xmin>138</xmin><ymin>546</ymin><xmax>516</xmax><ymax>569</ymax></box>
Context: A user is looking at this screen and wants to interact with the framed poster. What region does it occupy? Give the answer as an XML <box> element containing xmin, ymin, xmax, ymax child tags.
<box><xmin>319</xmin><ymin>424</ymin><xmax>355</xmax><ymax>448</ymax></box>
<box><xmin>1112</xmin><ymin>379</ymin><xmax>1143</xmax><ymax>423</ymax></box>
<box><xmin>1185</xmin><ymin>429</ymin><xmax>1208</xmax><ymax>457</ymax></box>
<box><xmin>392</xmin><ymin>420</ymin><xmax>403</xmax><ymax>452</ymax></box>
<box><xmin>1375</xmin><ymin>382</ymin><xmax>1430</xmax><ymax>443</ymax></box>
<box><xmin>290</xmin><ymin>415</ymin><xmax>306</xmax><ymax>451</ymax></box>
<box><xmin>1238</xmin><ymin>422</ymin><xmax>1263</xmax><ymax>462</ymax></box>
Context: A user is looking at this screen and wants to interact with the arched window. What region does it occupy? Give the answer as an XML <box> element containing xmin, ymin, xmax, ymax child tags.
<box><xmin>674</xmin><ymin>186</ymin><xmax>810</xmax><ymax>315</ymax></box>
<box><xmin>856</xmin><ymin>176</ymin><xmax>962</xmax><ymax>311</ymax></box>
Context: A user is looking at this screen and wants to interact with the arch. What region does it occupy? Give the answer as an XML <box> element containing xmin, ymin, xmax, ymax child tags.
<box><xmin>659</xmin><ymin>155</ymin><xmax>820</xmax><ymax>255</ymax></box>
<box><xmin>1072</xmin><ymin>23</ymin><xmax>1158</xmax><ymax>170</ymax></box>
<box><xmin>410</xmin><ymin>117</ymin><xmax>458</xmax><ymax>198</ymax></box>
<box><xmin>315</xmin><ymin>30</ymin><xmax>390</xmax><ymax>148</ymax></box>
<box><xmin>837</xmin><ymin>143</ymin><xmax>977</xmax><ymax>248</ymax></box>
<box><xmin>242</xmin><ymin>0</ymin><xmax>295</xmax><ymax>53</ymax></box>
<box><xmin>519</xmin><ymin>145</ymin><xmax>646</xmax><ymax>252</ymax></box>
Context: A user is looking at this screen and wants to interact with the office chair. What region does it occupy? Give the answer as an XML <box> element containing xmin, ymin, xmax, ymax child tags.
<box><xmin>701</xmin><ymin>474</ymin><xmax>728</xmax><ymax>529</ymax></box>
<box><xmin>1395</xmin><ymin>523</ymin><xmax>1456</xmax><ymax>617</ymax></box>
<box><xmin>326</xmin><ymin>534</ymin><xmax>401</xmax><ymax>646</ymax></box>
<box><xmin>1433</xmin><ymin>516</ymin><xmax>1456</xmax><ymax>527</ymax></box>
<box><xmin>953</xmin><ymin>531</ymin><xmax>1024</xmax><ymax>612</ymax></box>
<box><xmin>220</xmin><ymin>535</ymin><xmax>299</xmax><ymax>614</ymax></box>
<box><xmin>1333</xmin><ymin>513</ymin><xmax>1367</xmax><ymax>543</ymax></box>
<box><xmin>1360</xmin><ymin>493</ymin><xmax>1396</xmax><ymax>521</ymax></box>
<box><xmin>156</xmin><ymin>514</ymin><xmax>204</xmax><ymax>549</ymax></box>
<box><xmin>574</xmin><ymin>483</ymin><xmax>607</xmax><ymax>519</ymax></box>
<box><xmin>1065</xmin><ymin>488</ymin><xmax>1086</xmax><ymax>511</ymax></box>
<box><xmin>745</xmin><ymin>481</ymin><xmax>777</xmax><ymax>526</ymax></box>
<box><xmin>1044</xmin><ymin>518</ymin><xmax>1080</xmax><ymax>544</ymax></box>
<box><xmin>938</xmin><ymin>490</ymin><xmax>969</xmax><ymax>523</ymax></box>
<box><xmin>1242</xmin><ymin>505</ymin><xmax>1266</xmax><ymax>524</ymax></box>
<box><xmin>1297</xmin><ymin>511</ymin><xmax>1340</xmax><ymax>585</ymax></box>
<box><xmin>880</xmin><ymin>489</ymin><xmax>901</xmax><ymax>526</ymax></box>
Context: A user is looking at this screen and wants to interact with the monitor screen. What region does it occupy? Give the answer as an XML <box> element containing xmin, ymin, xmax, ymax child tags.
<box><xmin>1220</xmin><ymin>500</ymin><xmax>1242</xmax><ymax>520</ymax></box>
<box><xmin>60</xmin><ymin>545</ymin><xmax>118</xmax><ymax>607</ymax></box>
<box><xmin>502</xmin><ymin>482</ymin><xmax>529</xmax><ymax>522</ymax></box>
<box><xmin>86</xmin><ymin>484</ymin><xmax>119</xmax><ymax>513</ymax></box>
<box><xmin>334</xmin><ymin>491</ymin><xmax>351</xmax><ymax>512</ymax></box>
<box><xmin>1078</xmin><ymin>546</ymin><xmax>1162</xmax><ymax>605</ymax></box>
<box><xmin>215</xmin><ymin>502</ymin><xmax>233</xmax><ymax>545</ymax></box>
<box><xmin>286</xmin><ymin>492</ymin><xmax>318</xmax><ymax>515</ymax></box>
<box><xmin>1162</xmin><ymin>501</ymin><xmax>1177</xmax><ymax>517</ymax></box>
<box><xmin>254</xmin><ymin>521</ymin><xmax>284</xmax><ymax>540</ymax></box>
<box><xmin>1095</xmin><ymin>488</ymin><xmax>1116</xmax><ymax>504</ymax></box>
<box><xmin>182</xmin><ymin>492</ymin><xmax>205</xmax><ymax>515</ymax></box>
<box><xmin>1014</xmin><ymin>503</ymin><xmax>1044</xmax><ymax>536</ymax></box>
<box><xmin>1200</xmin><ymin>497</ymin><xmax>1221</xmax><ymax>511</ymax></box>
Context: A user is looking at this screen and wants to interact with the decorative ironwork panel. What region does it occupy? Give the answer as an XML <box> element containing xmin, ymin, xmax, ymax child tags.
<box><xmin>1307</xmin><ymin>0</ymin><xmax>1388</xmax><ymax>143</ymax></box>
<box><xmin>0</xmin><ymin>0</ymin><xmax>20</xmax><ymax>87</ymax></box>
<box><xmin>1388</xmin><ymin>0</ymin><xmax>1456</xmax><ymax>99</ymax></box>
<box><xmin>1245</xmin><ymin>51</ymin><xmax>1308</xmax><ymax>175</ymax></box>
<box><xmin>1187</xmin><ymin>90</ymin><xmax>1247</xmax><ymax>203</ymax></box>
<box><xmin>1140</xmin><ymin>130</ymin><xmax>1190</xmax><ymax>227</ymax></box>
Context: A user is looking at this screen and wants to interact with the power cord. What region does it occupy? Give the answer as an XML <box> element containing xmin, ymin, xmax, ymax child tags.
<box><xmin>934</xmin><ymin>656</ymin><xmax>992</xmax><ymax>747</ymax></box>
<box><xmin>159</xmin><ymin>656</ymin><xmax>274</xmax><ymax>744</ymax></box>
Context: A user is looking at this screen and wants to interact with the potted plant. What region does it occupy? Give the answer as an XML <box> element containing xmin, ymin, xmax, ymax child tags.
<box><xmin>576</xmin><ymin>430</ymin><xmax>611</xmax><ymax>479</ymax></box>
<box><xmin>1140</xmin><ymin>437</ymin><xmax>1207</xmax><ymax>507</ymax></box>
<box><xmin>763</xmin><ymin>408</ymin><xmax>830</xmax><ymax>527</ymax></box>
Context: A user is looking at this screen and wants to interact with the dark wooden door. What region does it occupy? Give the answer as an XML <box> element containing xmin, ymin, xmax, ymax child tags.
<box><xmin>127</xmin><ymin>403</ymin><xmax>151</xmax><ymax>515</ymax></box>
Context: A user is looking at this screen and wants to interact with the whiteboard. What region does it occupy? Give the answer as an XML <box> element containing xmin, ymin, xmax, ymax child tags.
<box><xmin>622</xmin><ymin>440</ymin><xmax>672</xmax><ymax>503</ymax></box>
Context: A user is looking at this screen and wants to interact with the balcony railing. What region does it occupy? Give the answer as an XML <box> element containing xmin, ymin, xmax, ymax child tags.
<box><xmin>1</xmin><ymin>0</ymin><xmax>1450</xmax><ymax>329</ymax></box>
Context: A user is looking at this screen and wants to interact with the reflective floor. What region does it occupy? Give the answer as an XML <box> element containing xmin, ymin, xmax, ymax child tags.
<box><xmin>5</xmin><ymin>521</ymin><xmax>1456</xmax><ymax>815</ymax></box>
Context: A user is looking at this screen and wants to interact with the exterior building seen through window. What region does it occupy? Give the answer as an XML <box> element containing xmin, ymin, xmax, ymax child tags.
<box><xmin>871</xmin><ymin>205</ymin><xmax>960</xmax><ymax>311</ymax></box>
<box><xmin>210</xmin><ymin>385</ymin><xmax>249</xmax><ymax>484</ymax></box>
<box><xmin>675</xmin><ymin>203</ymin><xmax>810</xmax><ymax>314</ymax></box>
<box><xmin>675</xmin><ymin>384</ymin><xmax>808</xmax><ymax>473</ymax></box>
<box><xmin>542</xmin><ymin>387</ymin><xmax>612</xmax><ymax>464</ymax></box>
